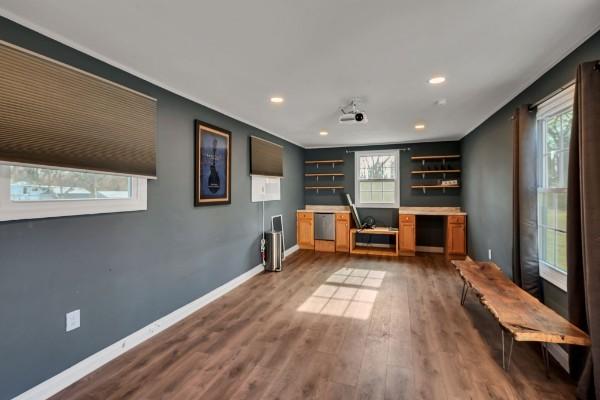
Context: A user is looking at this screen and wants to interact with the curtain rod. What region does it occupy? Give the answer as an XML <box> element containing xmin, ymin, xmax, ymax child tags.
<box><xmin>345</xmin><ymin>147</ymin><xmax>411</xmax><ymax>154</ymax></box>
<box><xmin>528</xmin><ymin>80</ymin><xmax>575</xmax><ymax>111</ymax></box>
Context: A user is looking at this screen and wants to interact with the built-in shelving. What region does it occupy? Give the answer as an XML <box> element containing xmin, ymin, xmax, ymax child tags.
<box><xmin>411</xmin><ymin>154</ymin><xmax>461</xmax><ymax>193</ymax></box>
<box><xmin>304</xmin><ymin>159</ymin><xmax>344</xmax><ymax>193</ymax></box>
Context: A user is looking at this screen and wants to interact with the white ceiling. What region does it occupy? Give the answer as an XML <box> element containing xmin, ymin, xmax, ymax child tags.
<box><xmin>1</xmin><ymin>1</ymin><xmax>599</xmax><ymax>148</ymax></box>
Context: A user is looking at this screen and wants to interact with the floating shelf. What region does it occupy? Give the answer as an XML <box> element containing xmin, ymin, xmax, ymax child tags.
<box><xmin>412</xmin><ymin>185</ymin><xmax>460</xmax><ymax>188</ymax></box>
<box><xmin>304</xmin><ymin>159</ymin><xmax>344</xmax><ymax>169</ymax></box>
<box><xmin>305</xmin><ymin>172</ymin><xmax>344</xmax><ymax>183</ymax></box>
<box><xmin>411</xmin><ymin>155</ymin><xmax>461</xmax><ymax>161</ymax></box>
<box><xmin>305</xmin><ymin>185</ymin><xmax>344</xmax><ymax>193</ymax></box>
<box><xmin>412</xmin><ymin>184</ymin><xmax>460</xmax><ymax>194</ymax></box>
<box><xmin>305</xmin><ymin>159</ymin><xmax>344</xmax><ymax>164</ymax></box>
<box><xmin>411</xmin><ymin>170</ymin><xmax>461</xmax><ymax>174</ymax></box>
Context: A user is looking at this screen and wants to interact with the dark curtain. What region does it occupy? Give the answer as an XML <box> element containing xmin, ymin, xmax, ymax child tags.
<box><xmin>568</xmin><ymin>61</ymin><xmax>600</xmax><ymax>400</ymax></box>
<box><xmin>512</xmin><ymin>105</ymin><xmax>542</xmax><ymax>298</ymax></box>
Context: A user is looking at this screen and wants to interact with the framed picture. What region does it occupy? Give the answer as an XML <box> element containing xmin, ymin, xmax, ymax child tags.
<box><xmin>194</xmin><ymin>120</ymin><xmax>231</xmax><ymax>206</ymax></box>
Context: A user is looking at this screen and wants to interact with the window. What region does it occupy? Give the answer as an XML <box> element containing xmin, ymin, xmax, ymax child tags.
<box><xmin>354</xmin><ymin>149</ymin><xmax>400</xmax><ymax>208</ymax></box>
<box><xmin>0</xmin><ymin>165</ymin><xmax>147</xmax><ymax>221</ymax></box>
<box><xmin>536</xmin><ymin>85</ymin><xmax>574</xmax><ymax>291</ymax></box>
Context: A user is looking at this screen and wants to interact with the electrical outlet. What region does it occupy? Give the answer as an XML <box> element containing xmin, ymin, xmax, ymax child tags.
<box><xmin>66</xmin><ymin>309</ymin><xmax>80</xmax><ymax>332</ymax></box>
<box><xmin>488</xmin><ymin>249</ymin><xmax>492</xmax><ymax>260</ymax></box>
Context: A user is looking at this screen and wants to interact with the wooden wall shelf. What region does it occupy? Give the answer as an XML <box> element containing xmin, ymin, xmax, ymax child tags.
<box><xmin>411</xmin><ymin>155</ymin><xmax>461</xmax><ymax>161</ymax></box>
<box><xmin>411</xmin><ymin>170</ymin><xmax>461</xmax><ymax>174</ymax></box>
<box><xmin>412</xmin><ymin>184</ymin><xmax>460</xmax><ymax>194</ymax></box>
<box><xmin>305</xmin><ymin>159</ymin><xmax>344</xmax><ymax>165</ymax></box>
<box><xmin>304</xmin><ymin>186</ymin><xmax>344</xmax><ymax>193</ymax></box>
<box><xmin>412</xmin><ymin>185</ymin><xmax>460</xmax><ymax>189</ymax></box>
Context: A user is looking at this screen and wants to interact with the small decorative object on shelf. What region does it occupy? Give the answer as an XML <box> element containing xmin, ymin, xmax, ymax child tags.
<box><xmin>441</xmin><ymin>179</ymin><xmax>458</xmax><ymax>186</ymax></box>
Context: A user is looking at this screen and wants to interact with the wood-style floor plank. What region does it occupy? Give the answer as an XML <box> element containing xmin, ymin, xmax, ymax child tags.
<box><xmin>51</xmin><ymin>251</ymin><xmax>577</xmax><ymax>400</ymax></box>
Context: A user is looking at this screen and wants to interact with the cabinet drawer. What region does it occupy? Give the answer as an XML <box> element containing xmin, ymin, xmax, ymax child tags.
<box><xmin>297</xmin><ymin>211</ymin><xmax>313</xmax><ymax>220</ymax></box>
<box><xmin>335</xmin><ymin>213</ymin><xmax>349</xmax><ymax>221</ymax></box>
<box><xmin>448</xmin><ymin>215</ymin><xmax>465</xmax><ymax>224</ymax></box>
<box><xmin>399</xmin><ymin>214</ymin><xmax>415</xmax><ymax>224</ymax></box>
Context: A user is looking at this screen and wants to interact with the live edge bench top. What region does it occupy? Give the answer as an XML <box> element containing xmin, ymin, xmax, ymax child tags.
<box><xmin>452</xmin><ymin>259</ymin><xmax>591</xmax><ymax>346</ymax></box>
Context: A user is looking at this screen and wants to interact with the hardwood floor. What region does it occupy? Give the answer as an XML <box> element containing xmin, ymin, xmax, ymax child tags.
<box><xmin>52</xmin><ymin>251</ymin><xmax>576</xmax><ymax>400</ymax></box>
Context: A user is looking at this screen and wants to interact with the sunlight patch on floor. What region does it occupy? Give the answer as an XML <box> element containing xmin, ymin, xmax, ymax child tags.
<box><xmin>297</xmin><ymin>268</ymin><xmax>385</xmax><ymax>320</ymax></box>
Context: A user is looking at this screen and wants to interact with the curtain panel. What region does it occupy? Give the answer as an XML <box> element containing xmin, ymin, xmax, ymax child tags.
<box><xmin>512</xmin><ymin>105</ymin><xmax>542</xmax><ymax>298</ymax></box>
<box><xmin>568</xmin><ymin>61</ymin><xmax>600</xmax><ymax>400</ymax></box>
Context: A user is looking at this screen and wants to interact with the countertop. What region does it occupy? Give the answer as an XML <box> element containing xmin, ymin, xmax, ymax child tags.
<box><xmin>297</xmin><ymin>205</ymin><xmax>351</xmax><ymax>213</ymax></box>
<box><xmin>398</xmin><ymin>206</ymin><xmax>467</xmax><ymax>216</ymax></box>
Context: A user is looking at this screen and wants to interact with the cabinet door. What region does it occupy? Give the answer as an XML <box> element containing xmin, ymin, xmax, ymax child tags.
<box><xmin>297</xmin><ymin>215</ymin><xmax>314</xmax><ymax>249</ymax></box>
<box><xmin>446</xmin><ymin>223</ymin><xmax>466</xmax><ymax>255</ymax></box>
<box><xmin>335</xmin><ymin>219</ymin><xmax>350</xmax><ymax>252</ymax></box>
<box><xmin>399</xmin><ymin>223</ymin><xmax>416</xmax><ymax>253</ymax></box>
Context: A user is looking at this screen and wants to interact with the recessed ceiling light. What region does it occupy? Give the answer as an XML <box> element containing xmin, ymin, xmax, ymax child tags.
<box><xmin>428</xmin><ymin>76</ymin><xmax>446</xmax><ymax>85</ymax></box>
<box><xmin>319</xmin><ymin>131</ymin><xmax>328</xmax><ymax>136</ymax></box>
<box><xmin>415</xmin><ymin>124</ymin><xmax>426</xmax><ymax>130</ymax></box>
<box><xmin>270</xmin><ymin>97</ymin><xmax>284</xmax><ymax>103</ymax></box>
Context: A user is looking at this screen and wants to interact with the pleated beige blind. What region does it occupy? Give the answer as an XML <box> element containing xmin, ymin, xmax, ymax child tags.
<box><xmin>0</xmin><ymin>41</ymin><xmax>157</xmax><ymax>178</ymax></box>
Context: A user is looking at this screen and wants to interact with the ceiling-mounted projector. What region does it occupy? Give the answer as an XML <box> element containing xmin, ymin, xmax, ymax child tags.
<box><xmin>339</xmin><ymin>99</ymin><xmax>368</xmax><ymax>124</ymax></box>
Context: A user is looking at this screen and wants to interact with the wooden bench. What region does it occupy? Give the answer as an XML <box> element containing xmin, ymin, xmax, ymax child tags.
<box><xmin>452</xmin><ymin>259</ymin><xmax>591</xmax><ymax>374</ymax></box>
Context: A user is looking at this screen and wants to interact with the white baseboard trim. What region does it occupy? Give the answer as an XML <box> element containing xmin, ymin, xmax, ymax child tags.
<box><xmin>415</xmin><ymin>246</ymin><xmax>444</xmax><ymax>254</ymax></box>
<box><xmin>547</xmin><ymin>343</ymin><xmax>569</xmax><ymax>373</ymax></box>
<box><xmin>13</xmin><ymin>244</ymin><xmax>299</xmax><ymax>400</ymax></box>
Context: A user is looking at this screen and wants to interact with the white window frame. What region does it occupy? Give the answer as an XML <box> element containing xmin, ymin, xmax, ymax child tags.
<box><xmin>354</xmin><ymin>149</ymin><xmax>400</xmax><ymax>209</ymax></box>
<box><xmin>535</xmin><ymin>85</ymin><xmax>574</xmax><ymax>291</ymax></box>
<box><xmin>0</xmin><ymin>164</ymin><xmax>148</xmax><ymax>222</ymax></box>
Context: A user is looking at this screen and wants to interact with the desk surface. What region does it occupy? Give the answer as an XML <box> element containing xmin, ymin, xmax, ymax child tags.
<box><xmin>398</xmin><ymin>206</ymin><xmax>467</xmax><ymax>216</ymax></box>
<box><xmin>351</xmin><ymin>227</ymin><xmax>397</xmax><ymax>234</ymax></box>
<box><xmin>298</xmin><ymin>205</ymin><xmax>351</xmax><ymax>213</ymax></box>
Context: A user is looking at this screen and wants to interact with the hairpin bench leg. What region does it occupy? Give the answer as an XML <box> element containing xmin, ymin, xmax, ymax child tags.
<box><xmin>501</xmin><ymin>329</ymin><xmax>514</xmax><ymax>371</ymax></box>
<box><xmin>460</xmin><ymin>281</ymin><xmax>469</xmax><ymax>305</ymax></box>
<box><xmin>541</xmin><ymin>343</ymin><xmax>550</xmax><ymax>378</ymax></box>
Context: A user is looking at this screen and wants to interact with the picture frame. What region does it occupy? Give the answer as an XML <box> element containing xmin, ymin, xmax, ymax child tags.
<box><xmin>194</xmin><ymin>120</ymin><xmax>232</xmax><ymax>206</ymax></box>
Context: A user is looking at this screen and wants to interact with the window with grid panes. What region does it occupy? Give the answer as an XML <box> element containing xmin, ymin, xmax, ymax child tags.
<box><xmin>536</xmin><ymin>85</ymin><xmax>574</xmax><ymax>291</ymax></box>
<box><xmin>354</xmin><ymin>150</ymin><xmax>400</xmax><ymax>208</ymax></box>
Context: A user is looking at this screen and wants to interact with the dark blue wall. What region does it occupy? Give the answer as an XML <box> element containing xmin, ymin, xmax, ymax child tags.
<box><xmin>0</xmin><ymin>17</ymin><xmax>304</xmax><ymax>399</ymax></box>
<box><xmin>461</xmin><ymin>29</ymin><xmax>600</xmax><ymax>317</ymax></box>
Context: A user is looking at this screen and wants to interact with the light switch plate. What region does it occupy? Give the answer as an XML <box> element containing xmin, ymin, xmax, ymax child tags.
<box><xmin>488</xmin><ymin>249</ymin><xmax>492</xmax><ymax>260</ymax></box>
<box><xmin>66</xmin><ymin>309</ymin><xmax>80</xmax><ymax>332</ymax></box>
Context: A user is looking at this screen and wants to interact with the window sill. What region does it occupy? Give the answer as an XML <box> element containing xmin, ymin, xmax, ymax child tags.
<box><xmin>539</xmin><ymin>262</ymin><xmax>567</xmax><ymax>292</ymax></box>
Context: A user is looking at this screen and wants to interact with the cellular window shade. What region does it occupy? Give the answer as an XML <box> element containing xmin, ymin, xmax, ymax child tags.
<box><xmin>0</xmin><ymin>41</ymin><xmax>157</xmax><ymax>178</ymax></box>
<box><xmin>250</xmin><ymin>136</ymin><xmax>283</xmax><ymax>177</ymax></box>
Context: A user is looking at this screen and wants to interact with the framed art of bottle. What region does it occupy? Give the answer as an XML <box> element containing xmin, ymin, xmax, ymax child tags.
<box><xmin>194</xmin><ymin>120</ymin><xmax>232</xmax><ymax>206</ymax></box>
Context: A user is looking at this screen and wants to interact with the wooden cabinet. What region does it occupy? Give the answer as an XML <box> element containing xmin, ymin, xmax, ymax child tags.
<box><xmin>297</xmin><ymin>212</ymin><xmax>314</xmax><ymax>249</ymax></box>
<box><xmin>445</xmin><ymin>215</ymin><xmax>466</xmax><ymax>259</ymax></box>
<box><xmin>399</xmin><ymin>214</ymin><xmax>416</xmax><ymax>256</ymax></box>
<box><xmin>335</xmin><ymin>213</ymin><xmax>350</xmax><ymax>252</ymax></box>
